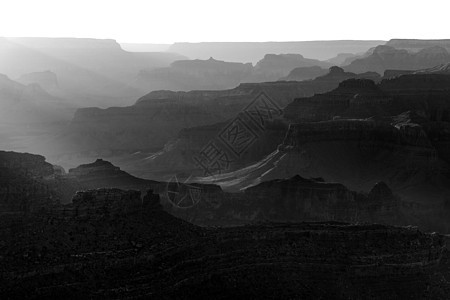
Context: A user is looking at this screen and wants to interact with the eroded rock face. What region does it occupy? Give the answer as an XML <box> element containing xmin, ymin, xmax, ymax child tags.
<box><xmin>54</xmin><ymin>159</ymin><xmax>161</xmax><ymax>204</ymax></box>
<box><xmin>71</xmin><ymin>188</ymin><xmax>143</xmax><ymax>217</ymax></box>
<box><xmin>54</xmin><ymin>70</ymin><xmax>357</xmax><ymax>169</ymax></box>
<box><xmin>344</xmin><ymin>45</ymin><xmax>450</xmax><ymax>74</ymax></box>
<box><xmin>0</xmin><ymin>189</ymin><xmax>448</xmax><ymax>299</ymax></box>
<box><xmin>386</xmin><ymin>39</ymin><xmax>450</xmax><ymax>53</ymax></box>
<box><xmin>137</xmin><ymin>57</ymin><xmax>254</xmax><ymax>91</ymax></box>
<box><xmin>168</xmin><ymin>175</ymin><xmax>402</xmax><ymax>227</ymax></box>
<box><xmin>279</xmin><ymin>65</ymin><xmax>328</xmax><ymax>81</ymax></box>
<box><xmin>0</xmin><ymin>151</ymin><xmax>59</xmax><ymax>213</ymax></box>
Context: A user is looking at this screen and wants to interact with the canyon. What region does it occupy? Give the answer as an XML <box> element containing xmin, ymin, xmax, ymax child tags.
<box><xmin>0</xmin><ymin>187</ymin><xmax>448</xmax><ymax>299</ymax></box>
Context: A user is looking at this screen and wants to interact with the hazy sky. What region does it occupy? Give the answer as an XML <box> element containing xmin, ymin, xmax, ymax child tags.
<box><xmin>1</xmin><ymin>0</ymin><xmax>449</xmax><ymax>43</ymax></box>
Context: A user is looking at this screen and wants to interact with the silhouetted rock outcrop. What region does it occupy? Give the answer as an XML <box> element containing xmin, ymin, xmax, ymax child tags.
<box><xmin>0</xmin><ymin>187</ymin><xmax>448</xmax><ymax>299</ymax></box>
<box><xmin>55</xmin><ymin>159</ymin><xmax>161</xmax><ymax>204</ymax></box>
<box><xmin>173</xmin><ymin>175</ymin><xmax>402</xmax><ymax>226</ymax></box>
<box><xmin>280</xmin><ymin>66</ymin><xmax>328</xmax><ymax>81</ymax></box>
<box><xmin>0</xmin><ymin>151</ymin><xmax>59</xmax><ymax>213</ymax></box>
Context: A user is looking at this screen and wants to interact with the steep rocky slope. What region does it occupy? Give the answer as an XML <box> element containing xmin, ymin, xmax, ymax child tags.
<box><xmin>249</xmin><ymin>53</ymin><xmax>332</xmax><ymax>82</ymax></box>
<box><xmin>0</xmin><ymin>151</ymin><xmax>60</xmax><ymax>213</ymax></box>
<box><xmin>386</xmin><ymin>39</ymin><xmax>450</xmax><ymax>52</ymax></box>
<box><xmin>344</xmin><ymin>45</ymin><xmax>450</xmax><ymax>74</ymax></box>
<box><xmin>0</xmin><ymin>37</ymin><xmax>184</xmax><ymax>107</ymax></box>
<box><xmin>280</xmin><ymin>66</ymin><xmax>328</xmax><ymax>81</ymax></box>
<box><xmin>51</xmin><ymin>67</ymin><xmax>365</xmax><ymax>170</ymax></box>
<box><xmin>0</xmin><ymin>188</ymin><xmax>448</xmax><ymax>299</ymax></box>
<box><xmin>137</xmin><ymin>57</ymin><xmax>254</xmax><ymax>91</ymax></box>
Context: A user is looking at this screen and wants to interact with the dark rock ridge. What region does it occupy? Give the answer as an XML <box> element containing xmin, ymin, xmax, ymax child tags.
<box><xmin>0</xmin><ymin>151</ymin><xmax>59</xmax><ymax>213</ymax></box>
<box><xmin>285</xmin><ymin>75</ymin><xmax>450</xmax><ymax>123</ymax></box>
<box><xmin>0</xmin><ymin>187</ymin><xmax>448</xmax><ymax>299</ymax></box>
<box><xmin>57</xmin><ymin>159</ymin><xmax>161</xmax><ymax>204</ymax></box>
<box><xmin>344</xmin><ymin>45</ymin><xmax>450</xmax><ymax>74</ymax></box>
<box><xmin>135</xmin><ymin>119</ymin><xmax>289</xmax><ymax>179</ymax></box>
<box><xmin>414</xmin><ymin>62</ymin><xmax>450</xmax><ymax>74</ymax></box>
<box><xmin>170</xmin><ymin>175</ymin><xmax>402</xmax><ymax>227</ymax></box>
<box><xmin>280</xmin><ymin>65</ymin><xmax>329</xmax><ymax>81</ymax></box>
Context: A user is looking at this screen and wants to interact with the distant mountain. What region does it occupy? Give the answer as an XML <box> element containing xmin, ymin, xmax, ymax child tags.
<box><xmin>137</xmin><ymin>57</ymin><xmax>253</xmax><ymax>91</ymax></box>
<box><xmin>0</xmin><ymin>37</ymin><xmax>184</xmax><ymax>107</ymax></box>
<box><xmin>0</xmin><ymin>73</ymin><xmax>73</xmax><ymax>124</ymax></box>
<box><xmin>344</xmin><ymin>45</ymin><xmax>450</xmax><ymax>74</ymax></box>
<box><xmin>120</xmin><ymin>43</ymin><xmax>171</xmax><ymax>52</ymax></box>
<box><xmin>280</xmin><ymin>66</ymin><xmax>328</xmax><ymax>81</ymax></box>
<box><xmin>281</xmin><ymin>65</ymin><xmax>380</xmax><ymax>82</ymax></box>
<box><xmin>249</xmin><ymin>54</ymin><xmax>332</xmax><ymax>82</ymax></box>
<box><xmin>137</xmin><ymin>54</ymin><xmax>336</xmax><ymax>91</ymax></box>
<box><xmin>326</xmin><ymin>53</ymin><xmax>360</xmax><ymax>66</ymax></box>
<box><xmin>16</xmin><ymin>70</ymin><xmax>59</xmax><ymax>93</ymax></box>
<box><xmin>386</xmin><ymin>39</ymin><xmax>450</xmax><ymax>52</ymax></box>
<box><xmin>168</xmin><ymin>40</ymin><xmax>386</xmax><ymax>63</ymax></box>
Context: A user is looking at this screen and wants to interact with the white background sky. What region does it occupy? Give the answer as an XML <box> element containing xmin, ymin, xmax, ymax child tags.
<box><xmin>1</xmin><ymin>0</ymin><xmax>449</xmax><ymax>43</ymax></box>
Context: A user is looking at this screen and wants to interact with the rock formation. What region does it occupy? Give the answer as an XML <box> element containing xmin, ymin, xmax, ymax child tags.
<box><xmin>169</xmin><ymin>175</ymin><xmax>403</xmax><ymax>227</ymax></box>
<box><xmin>0</xmin><ymin>187</ymin><xmax>448</xmax><ymax>299</ymax></box>
<box><xmin>344</xmin><ymin>45</ymin><xmax>450</xmax><ymax>74</ymax></box>
<box><xmin>168</xmin><ymin>40</ymin><xmax>385</xmax><ymax>63</ymax></box>
<box><xmin>0</xmin><ymin>151</ymin><xmax>59</xmax><ymax>213</ymax></box>
<box><xmin>16</xmin><ymin>70</ymin><xmax>59</xmax><ymax>92</ymax></box>
<box><xmin>280</xmin><ymin>66</ymin><xmax>328</xmax><ymax>81</ymax></box>
<box><xmin>250</xmin><ymin>53</ymin><xmax>332</xmax><ymax>82</ymax></box>
<box><xmin>137</xmin><ymin>57</ymin><xmax>254</xmax><ymax>91</ymax></box>
<box><xmin>53</xmin><ymin>67</ymin><xmax>364</xmax><ymax>170</ymax></box>
<box><xmin>386</xmin><ymin>39</ymin><xmax>450</xmax><ymax>53</ymax></box>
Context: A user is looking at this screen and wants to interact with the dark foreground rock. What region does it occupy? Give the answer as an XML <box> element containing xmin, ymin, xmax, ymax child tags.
<box><xmin>0</xmin><ymin>188</ymin><xmax>449</xmax><ymax>299</ymax></box>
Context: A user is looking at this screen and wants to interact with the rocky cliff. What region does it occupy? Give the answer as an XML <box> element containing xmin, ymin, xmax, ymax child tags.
<box><xmin>137</xmin><ymin>57</ymin><xmax>254</xmax><ymax>91</ymax></box>
<box><xmin>0</xmin><ymin>151</ymin><xmax>59</xmax><ymax>213</ymax></box>
<box><xmin>0</xmin><ymin>187</ymin><xmax>448</xmax><ymax>299</ymax></box>
<box><xmin>280</xmin><ymin>66</ymin><xmax>328</xmax><ymax>81</ymax></box>
<box><xmin>344</xmin><ymin>45</ymin><xmax>450</xmax><ymax>74</ymax></box>
<box><xmin>386</xmin><ymin>39</ymin><xmax>450</xmax><ymax>52</ymax></box>
<box><xmin>250</xmin><ymin>53</ymin><xmax>332</xmax><ymax>82</ymax></box>
<box><xmin>169</xmin><ymin>175</ymin><xmax>403</xmax><ymax>227</ymax></box>
<box><xmin>53</xmin><ymin>67</ymin><xmax>362</xmax><ymax>171</ymax></box>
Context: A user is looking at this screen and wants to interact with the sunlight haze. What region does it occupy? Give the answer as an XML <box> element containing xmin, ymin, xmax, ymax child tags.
<box><xmin>1</xmin><ymin>0</ymin><xmax>449</xmax><ymax>43</ymax></box>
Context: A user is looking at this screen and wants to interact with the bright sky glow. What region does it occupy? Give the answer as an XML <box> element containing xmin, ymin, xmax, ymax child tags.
<box><xmin>0</xmin><ymin>0</ymin><xmax>449</xmax><ymax>43</ymax></box>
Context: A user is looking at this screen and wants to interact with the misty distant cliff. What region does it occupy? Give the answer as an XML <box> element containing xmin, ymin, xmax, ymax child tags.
<box><xmin>168</xmin><ymin>41</ymin><xmax>386</xmax><ymax>63</ymax></box>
